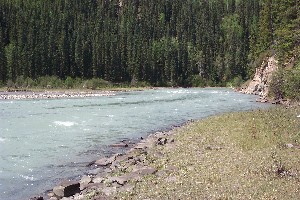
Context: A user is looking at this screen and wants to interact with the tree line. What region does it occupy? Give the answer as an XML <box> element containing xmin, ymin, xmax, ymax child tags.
<box><xmin>0</xmin><ymin>0</ymin><xmax>299</xmax><ymax>89</ymax></box>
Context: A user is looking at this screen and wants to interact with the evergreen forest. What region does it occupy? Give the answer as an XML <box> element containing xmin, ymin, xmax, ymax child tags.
<box><xmin>0</xmin><ymin>0</ymin><xmax>299</xmax><ymax>91</ymax></box>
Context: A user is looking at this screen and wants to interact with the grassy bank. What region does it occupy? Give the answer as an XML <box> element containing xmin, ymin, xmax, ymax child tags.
<box><xmin>113</xmin><ymin>106</ymin><xmax>300</xmax><ymax>199</ymax></box>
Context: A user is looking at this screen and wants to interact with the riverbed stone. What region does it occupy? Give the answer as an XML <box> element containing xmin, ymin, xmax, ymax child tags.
<box><xmin>53</xmin><ymin>181</ymin><xmax>80</xmax><ymax>198</ymax></box>
<box><xmin>29</xmin><ymin>197</ymin><xmax>44</xmax><ymax>200</ymax></box>
<box><xmin>83</xmin><ymin>182</ymin><xmax>105</xmax><ymax>191</ymax></box>
<box><xmin>95</xmin><ymin>156</ymin><xmax>115</xmax><ymax>166</ymax></box>
<box><xmin>88</xmin><ymin>168</ymin><xmax>103</xmax><ymax>175</ymax></box>
<box><xmin>134</xmin><ymin>166</ymin><xmax>157</xmax><ymax>176</ymax></box>
<box><xmin>80</xmin><ymin>175</ymin><xmax>92</xmax><ymax>190</ymax></box>
<box><xmin>93</xmin><ymin>175</ymin><xmax>105</xmax><ymax>183</ymax></box>
<box><xmin>157</xmin><ymin>137</ymin><xmax>168</xmax><ymax>145</ymax></box>
<box><xmin>109</xmin><ymin>142</ymin><xmax>129</xmax><ymax>148</ymax></box>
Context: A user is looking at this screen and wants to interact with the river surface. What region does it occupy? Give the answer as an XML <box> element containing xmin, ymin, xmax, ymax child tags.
<box><xmin>0</xmin><ymin>88</ymin><xmax>269</xmax><ymax>200</ymax></box>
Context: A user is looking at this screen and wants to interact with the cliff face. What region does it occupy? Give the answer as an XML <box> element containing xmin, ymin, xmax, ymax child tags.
<box><xmin>241</xmin><ymin>56</ymin><xmax>278</xmax><ymax>99</ymax></box>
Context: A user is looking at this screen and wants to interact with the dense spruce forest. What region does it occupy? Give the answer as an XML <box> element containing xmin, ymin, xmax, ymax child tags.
<box><xmin>0</xmin><ymin>0</ymin><xmax>299</xmax><ymax>91</ymax></box>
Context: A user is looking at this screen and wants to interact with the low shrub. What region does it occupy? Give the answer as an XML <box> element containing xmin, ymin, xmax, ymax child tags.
<box><xmin>83</xmin><ymin>78</ymin><xmax>112</xmax><ymax>89</ymax></box>
<box><xmin>36</xmin><ymin>76</ymin><xmax>64</xmax><ymax>88</ymax></box>
<box><xmin>190</xmin><ymin>75</ymin><xmax>206</xmax><ymax>87</ymax></box>
<box><xmin>64</xmin><ymin>76</ymin><xmax>74</xmax><ymax>89</ymax></box>
<box><xmin>269</xmin><ymin>67</ymin><xmax>300</xmax><ymax>101</ymax></box>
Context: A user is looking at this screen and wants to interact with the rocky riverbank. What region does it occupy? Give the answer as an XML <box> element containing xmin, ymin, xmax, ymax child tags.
<box><xmin>30</xmin><ymin>122</ymin><xmax>186</xmax><ymax>200</ymax></box>
<box><xmin>30</xmin><ymin>105</ymin><xmax>300</xmax><ymax>200</ymax></box>
<box><xmin>0</xmin><ymin>90</ymin><xmax>116</xmax><ymax>100</ymax></box>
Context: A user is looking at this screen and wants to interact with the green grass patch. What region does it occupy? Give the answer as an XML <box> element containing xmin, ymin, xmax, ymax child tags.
<box><xmin>116</xmin><ymin>106</ymin><xmax>300</xmax><ymax>199</ymax></box>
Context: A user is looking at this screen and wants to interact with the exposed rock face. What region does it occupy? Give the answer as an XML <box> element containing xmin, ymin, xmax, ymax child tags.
<box><xmin>241</xmin><ymin>56</ymin><xmax>278</xmax><ymax>99</ymax></box>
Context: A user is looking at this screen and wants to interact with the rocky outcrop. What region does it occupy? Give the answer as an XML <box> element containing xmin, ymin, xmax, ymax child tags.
<box><xmin>241</xmin><ymin>55</ymin><xmax>278</xmax><ymax>99</ymax></box>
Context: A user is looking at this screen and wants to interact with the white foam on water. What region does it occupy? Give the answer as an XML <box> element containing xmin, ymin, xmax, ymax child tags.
<box><xmin>210</xmin><ymin>91</ymin><xmax>220</xmax><ymax>94</ymax></box>
<box><xmin>19</xmin><ymin>174</ymin><xmax>35</xmax><ymax>181</ymax></box>
<box><xmin>0</xmin><ymin>137</ymin><xmax>5</xmax><ymax>142</ymax></box>
<box><xmin>53</xmin><ymin>121</ymin><xmax>77</xmax><ymax>127</ymax></box>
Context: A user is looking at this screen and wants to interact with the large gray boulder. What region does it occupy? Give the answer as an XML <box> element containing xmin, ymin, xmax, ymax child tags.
<box><xmin>53</xmin><ymin>181</ymin><xmax>80</xmax><ymax>198</ymax></box>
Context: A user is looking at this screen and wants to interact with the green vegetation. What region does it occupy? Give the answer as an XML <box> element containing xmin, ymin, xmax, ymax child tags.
<box><xmin>270</xmin><ymin>67</ymin><xmax>300</xmax><ymax>101</ymax></box>
<box><xmin>251</xmin><ymin>0</ymin><xmax>300</xmax><ymax>101</ymax></box>
<box><xmin>0</xmin><ymin>0</ymin><xmax>260</xmax><ymax>87</ymax></box>
<box><xmin>114</xmin><ymin>107</ymin><xmax>300</xmax><ymax>199</ymax></box>
<box><xmin>0</xmin><ymin>0</ymin><xmax>298</xmax><ymax>100</ymax></box>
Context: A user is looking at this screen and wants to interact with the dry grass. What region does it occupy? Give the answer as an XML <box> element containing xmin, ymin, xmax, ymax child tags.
<box><xmin>117</xmin><ymin>106</ymin><xmax>300</xmax><ymax>199</ymax></box>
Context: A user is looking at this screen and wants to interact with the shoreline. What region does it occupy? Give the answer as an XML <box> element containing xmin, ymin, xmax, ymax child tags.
<box><xmin>36</xmin><ymin>121</ymin><xmax>189</xmax><ymax>200</ymax></box>
<box><xmin>9</xmin><ymin>88</ymin><xmax>268</xmax><ymax>199</ymax></box>
<box><xmin>0</xmin><ymin>86</ymin><xmax>155</xmax><ymax>100</ymax></box>
<box><xmin>33</xmin><ymin>104</ymin><xmax>300</xmax><ymax>200</ymax></box>
<box><xmin>0</xmin><ymin>90</ymin><xmax>117</xmax><ymax>100</ymax></box>
<box><xmin>0</xmin><ymin>87</ymin><xmax>231</xmax><ymax>101</ymax></box>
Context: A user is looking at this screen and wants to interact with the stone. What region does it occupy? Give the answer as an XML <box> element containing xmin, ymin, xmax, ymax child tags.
<box><xmin>53</xmin><ymin>181</ymin><xmax>80</xmax><ymax>198</ymax></box>
<box><xmin>109</xmin><ymin>142</ymin><xmax>129</xmax><ymax>148</ymax></box>
<box><xmin>86</xmin><ymin>160</ymin><xmax>96</xmax><ymax>167</ymax></box>
<box><xmin>286</xmin><ymin>143</ymin><xmax>300</xmax><ymax>149</ymax></box>
<box><xmin>83</xmin><ymin>182</ymin><xmax>104</xmax><ymax>191</ymax></box>
<box><xmin>93</xmin><ymin>175</ymin><xmax>105</xmax><ymax>183</ymax></box>
<box><xmin>95</xmin><ymin>156</ymin><xmax>115</xmax><ymax>166</ymax></box>
<box><xmin>101</xmin><ymin>186</ymin><xmax>117</xmax><ymax>196</ymax></box>
<box><xmin>49</xmin><ymin>197</ymin><xmax>58</xmax><ymax>200</ymax></box>
<box><xmin>123</xmin><ymin>159</ymin><xmax>137</xmax><ymax>170</ymax></box>
<box><xmin>73</xmin><ymin>193</ymin><xmax>85</xmax><ymax>200</ymax></box>
<box><xmin>47</xmin><ymin>192</ymin><xmax>55</xmax><ymax>198</ymax></box>
<box><xmin>108</xmin><ymin>172</ymin><xmax>142</xmax><ymax>185</ymax></box>
<box><xmin>131</xmin><ymin>163</ymin><xmax>146</xmax><ymax>172</ymax></box>
<box><xmin>29</xmin><ymin>197</ymin><xmax>44</xmax><ymax>200</ymax></box>
<box><xmin>134</xmin><ymin>166</ymin><xmax>157</xmax><ymax>176</ymax></box>
<box><xmin>80</xmin><ymin>175</ymin><xmax>92</xmax><ymax>190</ymax></box>
<box><xmin>108</xmin><ymin>175</ymin><xmax>130</xmax><ymax>185</ymax></box>
<box><xmin>157</xmin><ymin>138</ymin><xmax>167</xmax><ymax>145</ymax></box>
<box><xmin>134</xmin><ymin>142</ymin><xmax>149</xmax><ymax>149</ymax></box>
<box><xmin>110</xmin><ymin>161</ymin><xmax>121</xmax><ymax>171</ymax></box>
<box><xmin>88</xmin><ymin>168</ymin><xmax>103</xmax><ymax>175</ymax></box>
<box><xmin>61</xmin><ymin>197</ymin><xmax>74</xmax><ymax>200</ymax></box>
<box><xmin>114</xmin><ymin>154</ymin><xmax>130</xmax><ymax>163</ymax></box>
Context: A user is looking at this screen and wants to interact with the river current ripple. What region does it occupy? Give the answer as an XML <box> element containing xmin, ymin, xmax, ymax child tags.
<box><xmin>0</xmin><ymin>88</ymin><xmax>269</xmax><ymax>200</ymax></box>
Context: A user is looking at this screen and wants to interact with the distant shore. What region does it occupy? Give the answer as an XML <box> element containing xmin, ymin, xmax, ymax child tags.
<box><xmin>0</xmin><ymin>90</ymin><xmax>117</xmax><ymax>100</ymax></box>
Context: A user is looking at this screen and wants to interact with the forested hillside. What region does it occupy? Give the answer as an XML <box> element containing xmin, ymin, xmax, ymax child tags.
<box><xmin>0</xmin><ymin>0</ymin><xmax>299</xmax><ymax>91</ymax></box>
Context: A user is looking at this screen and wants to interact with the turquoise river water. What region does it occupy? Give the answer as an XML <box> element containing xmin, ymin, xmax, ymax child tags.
<box><xmin>0</xmin><ymin>88</ymin><xmax>269</xmax><ymax>200</ymax></box>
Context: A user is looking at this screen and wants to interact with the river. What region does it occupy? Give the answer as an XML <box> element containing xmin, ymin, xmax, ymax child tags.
<box><xmin>0</xmin><ymin>88</ymin><xmax>269</xmax><ymax>200</ymax></box>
